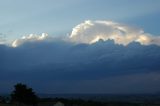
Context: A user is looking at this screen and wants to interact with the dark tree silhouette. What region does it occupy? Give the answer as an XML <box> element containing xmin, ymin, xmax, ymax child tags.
<box><xmin>11</xmin><ymin>83</ymin><xmax>38</xmax><ymax>106</ymax></box>
<box><xmin>0</xmin><ymin>96</ymin><xmax>6</xmax><ymax>103</ymax></box>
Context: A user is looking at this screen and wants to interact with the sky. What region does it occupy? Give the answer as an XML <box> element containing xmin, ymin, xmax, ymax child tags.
<box><xmin>0</xmin><ymin>0</ymin><xmax>160</xmax><ymax>42</ymax></box>
<box><xmin>0</xmin><ymin>0</ymin><xmax>160</xmax><ymax>94</ymax></box>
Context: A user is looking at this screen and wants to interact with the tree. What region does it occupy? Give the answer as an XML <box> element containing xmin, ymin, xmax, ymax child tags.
<box><xmin>0</xmin><ymin>96</ymin><xmax>6</xmax><ymax>103</ymax></box>
<box><xmin>11</xmin><ymin>83</ymin><xmax>38</xmax><ymax>106</ymax></box>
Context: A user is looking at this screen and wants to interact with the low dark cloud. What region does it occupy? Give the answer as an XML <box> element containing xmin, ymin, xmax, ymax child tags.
<box><xmin>0</xmin><ymin>40</ymin><xmax>160</xmax><ymax>94</ymax></box>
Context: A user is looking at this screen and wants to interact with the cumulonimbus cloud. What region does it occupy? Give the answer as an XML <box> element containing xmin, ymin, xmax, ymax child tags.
<box><xmin>12</xmin><ymin>33</ymin><xmax>48</xmax><ymax>47</ymax></box>
<box><xmin>69</xmin><ymin>20</ymin><xmax>160</xmax><ymax>46</ymax></box>
<box><xmin>11</xmin><ymin>20</ymin><xmax>160</xmax><ymax>47</ymax></box>
<box><xmin>1</xmin><ymin>20</ymin><xmax>160</xmax><ymax>93</ymax></box>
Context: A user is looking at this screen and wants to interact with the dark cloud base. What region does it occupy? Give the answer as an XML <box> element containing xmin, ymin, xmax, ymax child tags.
<box><xmin>0</xmin><ymin>40</ymin><xmax>160</xmax><ymax>94</ymax></box>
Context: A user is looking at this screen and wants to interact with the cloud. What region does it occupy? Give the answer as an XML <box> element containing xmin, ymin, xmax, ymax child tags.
<box><xmin>1</xmin><ymin>20</ymin><xmax>160</xmax><ymax>93</ymax></box>
<box><xmin>0</xmin><ymin>39</ymin><xmax>5</xmax><ymax>44</ymax></box>
<box><xmin>9</xmin><ymin>20</ymin><xmax>160</xmax><ymax>48</ymax></box>
<box><xmin>70</xmin><ymin>20</ymin><xmax>160</xmax><ymax>46</ymax></box>
<box><xmin>0</xmin><ymin>33</ymin><xmax>6</xmax><ymax>44</ymax></box>
<box><xmin>12</xmin><ymin>33</ymin><xmax>48</xmax><ymax>47</ymax></box>
<box><xmin>1</xmin><ymin>39</ymin><xmax>160</xmax><ymax>93</ymax></box>
<box><xmin>68</xmin><ymin>72</ymin><xmax>160</xmax><ymax>94</ymax></box>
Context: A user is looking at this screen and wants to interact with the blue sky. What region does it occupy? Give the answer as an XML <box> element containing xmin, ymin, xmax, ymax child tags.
<box><xmin>0</xmin><ymin>0</ymin><xmax>160</xmax><ymax>41</ymax></box>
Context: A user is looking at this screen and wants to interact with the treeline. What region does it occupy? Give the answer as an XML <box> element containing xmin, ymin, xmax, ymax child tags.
<box><xmin>39</xmin><ymin>97</ymin><xmax>160</xmax><ymax>106</ymax></box>
<box><xmin>1</xmin><ymin>96</ymin><xmax>160</xmax><ymax>106</ymax></box>
<box><xmin>0</xmin><ymin>83</ymin><xmax>160</xmax><ymax>106</ymax></box>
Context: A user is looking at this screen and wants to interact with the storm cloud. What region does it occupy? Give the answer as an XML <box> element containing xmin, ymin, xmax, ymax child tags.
<box><xmin>1</xmin><ymin>39</ymin><xmax>160</xmax><ymax>93</ymax></box>
<box><xmin>70</xmin><ymin>20</ymin><xmax>160</xmax><ymax>45</ymax></box>
<box><xmin>0</xmin><ymin>20</ymin><xmax>160</xmax><ymax>94</ymax></box>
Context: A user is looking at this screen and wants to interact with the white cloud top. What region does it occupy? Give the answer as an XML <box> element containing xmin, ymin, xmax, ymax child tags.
<box><xmin>70</xmin><ymin>20</ymin><xmax>160</xmax><ymax>46</ymax></box>
<box><xmin>12</xmin><ymin>33</ymin><xmax>48</xmax><ymax>47</ymax></box>
<box><xmin>11</xmin><ymin>20</ymin><xmax>160</xmax><ymax>47</ymax></box>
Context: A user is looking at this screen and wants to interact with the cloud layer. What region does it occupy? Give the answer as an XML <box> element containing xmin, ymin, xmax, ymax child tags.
<box><xmin>10</xmin><ymin>20</ymin><xmax>160</xmax><ymax>47</ymax></box>
<box><xmin>70</xmin><ymin>20</ymin><xmax>160</xmax><ymax>45</ymax></box>
<box><xmin>1</xmin><ymin>20</ymin><xmax>160</xmax><ymax>94</ymax></box>
<box><xmin>12</xmin><ymin>33</ymin><xmax>48</xmax><ymax>47</ymax></box>
<box><xmin>1</xmin><ymin>40</ymin><xmax>160</xmax><ymax>93</ymax></box>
